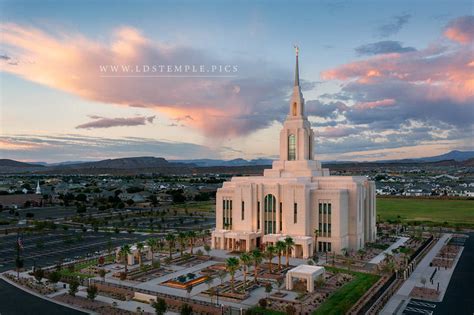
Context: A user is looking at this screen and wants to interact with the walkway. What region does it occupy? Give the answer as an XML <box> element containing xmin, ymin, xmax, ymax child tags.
<box><xmin>369</xmin><ymin>237</ymin><xmax>409</xmax><ymax>264</ymax></box>
<box><xmin>380</xmin><ymin>234</ymin><xmax>457</xmax><ymax>315</ymax></box>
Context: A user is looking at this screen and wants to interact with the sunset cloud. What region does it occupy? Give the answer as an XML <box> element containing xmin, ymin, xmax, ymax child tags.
<box><xmin>0</xmin><ymin>134</ymin><xmax>222</xmax><ymax>161</ymax></box>
<box><xmin>317</xmin><ymin>16</ymin><xmax>474</xmax><ymax>154</ymax></box>
<box><xmin>76</xmin><ymin>115</ymin><xmax>156</xmax><ymax>129</ymax></box>
<box><xmin>0</xmin><ymin>23</ymin><xmax>291</xmax><ymax>138</ymax></box>
<box><xmin>444</xmin><ymin>15</ymin><xmax>474</xmax><ymax>44</ymax></box>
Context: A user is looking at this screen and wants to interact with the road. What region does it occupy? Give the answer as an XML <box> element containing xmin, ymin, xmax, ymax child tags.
<box><xmin>0</xmin><ymin>278</ymin><xmax>86</xmax><ymax>315</ymax></box>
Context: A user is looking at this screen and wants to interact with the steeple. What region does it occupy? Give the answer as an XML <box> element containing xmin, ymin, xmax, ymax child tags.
<box><xmin>294</xmin><ymin>45</ymin><xmax>300</xmax><ymax>86</ymax></box>
<box><xmin>289</xmin><ymin>45</ymin><xmax>304</xmax><ymax>118</ymax></box>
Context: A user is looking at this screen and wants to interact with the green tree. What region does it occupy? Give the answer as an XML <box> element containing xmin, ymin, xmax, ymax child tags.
<box><xmin>48</xmin><ymin>271</ymin><xmax>61</xmax><ymax>288</ymax></box>
<box><xmin>68</xmin><ymin>279</ymin><xmax>79</xmax><ymax>296</ymax></box>
<box><xmin>177</xmin><ymin>232</ymin><xmax>187</xmax><ymax>256</ymax></box>
<box><xmin>226</xmin><ymin>257</ymin><xmax>240</xmax><ymax>292</ymax></box>
<box><xmin>239</xmin><ymin>252</ymin><xmax>252</xmax><ymax>290</ymax></box>
<box><xmin>98</xmin><ymin>269</ymin><xmax>106</xmax><ymax>281</ymax></box>
<box><xmin>165</xmin><ymin>233</ymin><xmax>176</xmax><ymax>260</ymax></box>
<box><xmin>284</xmin><ymin>237</ymin><xmax>295</xmax><ymax>268</ymax></box>
<box><xmin>86</xmin><ymin>285</ymin><xmax>98</xmax><ymax>300</ymax></box>
<box><xmin>34</xmin><ymin>268</ymin><xmax>44</xmax><ymax>283</ymax></box>
<box><xmin>313</xmin><ymin>228</ymin><xmax>319</xmax><ymax>257</ymax></box>
<box><xmin>119</xmin><ymin>244</ymin><xmax>131</xmax><ymax>273</ymax></box>
<box><xmin>180</xmin><ymin>303</ymin><xmax>193</xmax><ymax>315</ymax></box>
<box><xmin>136</xmin><ymin>242</ymin><xmax>144</xmax><ymax>266</ymax></box>
<box><xmin>251</xmin><ymin>249</ymin><xmax>263</xmax><ymax>284</ymax></box>
<box><xmin>265</xmin><ymin>245</ymin><xmax>276</xmax><ymax>274</ymax></box>
<box><xmin>275</xmin><ymin>240</ymin><xmax>286</xmax><ymax>271</ymax></box>
<box><xmin>146</xmin><ymin>238</ymin><xmax>157</xmax><ymax>265</ymax></box>
<box><xmin>204</xmin><ymin>244</ymin><xmax>211</xmax><ymax>256</ymax></box>
<box><xmin>152</xmin><ymin>298</ymin><xmax>167</xmax><ymax>315</ymax></box>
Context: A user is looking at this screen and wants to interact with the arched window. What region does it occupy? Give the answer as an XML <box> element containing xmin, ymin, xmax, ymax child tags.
<box><xmin>264</xmin><ymin>194</ymin><xmax>276</xmax><ymax>234</ymax></box>
<box><xmin>292</xmin><ymin>102</ymin><xmax>297</xmax><ymax>116</ymax></box>
<box><xmin>288</xmin><ymin>134</ymin><xmax>296</xmax><ymax>160</ymax></box>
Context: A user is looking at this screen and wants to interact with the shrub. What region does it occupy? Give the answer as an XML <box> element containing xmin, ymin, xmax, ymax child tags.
<box><xmin>86</xmin><ymin>285</ymin><xmax>98</xmax><ymax>300</ymax></box>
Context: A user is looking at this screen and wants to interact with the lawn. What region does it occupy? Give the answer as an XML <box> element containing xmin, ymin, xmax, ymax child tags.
<box><xmin>313</xmin><ymin>268</ymin><xmax>380</xmax><ymax>315</ymax></box>
<box><xmin>58</xmin><ymin>255</ymin><xmax>115</xmax><ymax>279</ymax></box>
<box><xmin>377</xmin><ymin>198</ymin><xmax>474</xmax><ymax>227</ymax></box>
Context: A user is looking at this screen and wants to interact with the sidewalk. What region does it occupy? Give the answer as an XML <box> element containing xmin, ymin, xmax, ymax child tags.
<box><xmin>369</xmin><ymin>237</ymin><xmax>409</xmax><ymax>264</ymax></box>
<box><xmin>380</xmin><ymin>234</ymin><xmax>461</xmax><ymax>315</ymax></box>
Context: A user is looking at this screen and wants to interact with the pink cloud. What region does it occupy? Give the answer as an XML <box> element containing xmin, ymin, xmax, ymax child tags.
<box><xmin>75</xmin><ymin>115</ymin><xmax>156</xmax><ymax>129</ymax></box>
<box><xmin>353</xmin><ymin>99</ymin><xmax>395</xmax><ymax>110</ymax></box>
<box><xmin>321</xmin><ymin>42</ymin><xmax>473</xmax><ymax>104</ymax></box>
<box><xmin>444</xmin><ymin>15</ymin><xmax>474</xmax><ymax>44</ymax></box>
<box><xmin>317</xmin><ymin>126</ymin><xmax>364</xmax><ymax>138</ymax></box>
<box><xmin>0</xmin><ymin>23</ymin><xmax>289</xmax><ymax>138</ymax></box>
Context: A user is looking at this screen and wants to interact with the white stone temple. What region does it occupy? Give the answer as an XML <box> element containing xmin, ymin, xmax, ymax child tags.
<box><xmin>211</xmin><ymin>47</ymin><xmax>376</xmax><ymax>258</ymax></box>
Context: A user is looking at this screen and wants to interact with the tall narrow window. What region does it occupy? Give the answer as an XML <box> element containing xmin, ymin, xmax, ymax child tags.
<box><xmin>293</xmin><ymin>203</ymin><xmax>298</xmax><ymax>224</ymax></box>
<box><xmin>264</xmin><ymin>194</ymin><xmax>276</xmax><ymax>234</ymax></box>
<box><xmin>241</xmin><ymin>201</ymin><xmax>245</xmax><ymax>220</ymax></box>
<box><xmin>288</xmin><ymin>134</ymin><xmax>296</xmax><ymax>160</ymax></box>
<box><xmin>308</xmin><ymin>135</ymin><xmax>312</xmax><ymax>159</ymax></box>
<box><xmin>257</xmin><ymin>201</ymin><xmax>260</xmax><ymax>229</ymax></box>
<box><xmin>292</xmin><ymin>102</ymin><xmax>297</xmax><ymax>116</ymax></box>
<box><xmin>279</xmin><ymin>202</ymin><xmax>283</xmax><ymax>231</ymax></box>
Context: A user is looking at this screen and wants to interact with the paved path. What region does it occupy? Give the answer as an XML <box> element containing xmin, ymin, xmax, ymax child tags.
<box><xmin>381</xmin><ymin>234</ymin><xmax>453</xmax><ymax>315</ymax></box>
<box><xmin>369</xmin><ymin>237</ymin><xmax>409</xmax><ymax>264</ymax></box>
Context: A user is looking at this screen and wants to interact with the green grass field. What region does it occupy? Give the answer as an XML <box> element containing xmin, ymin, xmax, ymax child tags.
<box><xmin>377</xmin><ymin>198</ymin><xmax>474</xmax><ymax>227</ymax></box>
<box><xmin>313</xmin><ymin>268</ymin><xmax>380</xmax><ymax>315</ymax></box>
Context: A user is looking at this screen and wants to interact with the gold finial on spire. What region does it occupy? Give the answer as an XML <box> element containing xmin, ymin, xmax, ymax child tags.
<box><xmin>294</xmin><ymin>44</ymin><xmax>299</xmax><ymax>56</ymax></box>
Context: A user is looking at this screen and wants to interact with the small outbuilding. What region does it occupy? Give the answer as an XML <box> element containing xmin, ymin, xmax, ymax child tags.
<box><xmin>286</xmin><ymin>265</ymin><xmax>325</xmax><ymax>293</ymax></box>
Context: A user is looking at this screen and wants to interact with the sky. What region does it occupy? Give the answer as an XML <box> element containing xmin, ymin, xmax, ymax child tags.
<box><xmin>0</xmin><ymin>0</ymin><xmax>473</xmax><ymax>163</ymax></box>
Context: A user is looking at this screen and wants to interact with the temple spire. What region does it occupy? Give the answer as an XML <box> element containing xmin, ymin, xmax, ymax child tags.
<box><xmin>294</xmin><ymin>45</ymin><xmax>300</xmax><ymax>86</ymax></box>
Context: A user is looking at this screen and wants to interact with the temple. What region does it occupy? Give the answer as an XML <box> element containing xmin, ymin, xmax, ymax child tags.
<box><xmin>211</xmin><ymin>47</ymin><xmax>376</xmax><ymax>258</ymax></box>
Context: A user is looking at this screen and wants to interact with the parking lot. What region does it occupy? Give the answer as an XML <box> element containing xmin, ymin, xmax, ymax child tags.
<box><xmin>0</xmin><ymin>230</ymin><xmax>150</xmax><ymax>272</ymax></box>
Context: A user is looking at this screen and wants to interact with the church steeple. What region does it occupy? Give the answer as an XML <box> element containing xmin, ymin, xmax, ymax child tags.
<box><xmin>279</xmin><ymin>46</ymin><xmax>315</xmax><ymax>162</ymax></box>
<box><xmin>294</xmin><ymin>45</ymin><xmax>300</xmax><ymax>87</ymax></box>
<box><xmin>289</xmin><ymin>45</ymin><xmax>304</xmax><ymax>118</ymax></box>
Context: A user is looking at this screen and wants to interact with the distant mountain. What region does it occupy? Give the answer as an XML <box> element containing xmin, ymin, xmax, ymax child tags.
<box><xmin>373</xmin><ymin>150</ymin><xmax>474</xmax><ymax>163</ymax></box>
<box><xmin>417</xmin><ymin>150</ymin><xmax>474</xmax><ymax>162</ymax></box>
<box><xmin>52</xmin><ymin>156</ymin><xmax>183</xmax><ymax>169</ymax></box>
<box><xmin>173</xmin><ymin>158</ymin><xmax>274</xmax><ymax>167</ymax></box>
<box><xmin>0</xmin><ymin>159</ymin><xmax>45</xmax><ymax>168</ymax></box>
<box><xmin>0</xmin><ymin>159</ymin><xmax>45</xmax><ymax>173</ymax></box>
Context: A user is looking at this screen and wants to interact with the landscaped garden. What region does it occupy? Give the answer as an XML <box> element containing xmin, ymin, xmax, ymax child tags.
<box><xmin>313</xmin><ymin>267</ymin><xmax>380</xmax><ymax>315</ymax></box>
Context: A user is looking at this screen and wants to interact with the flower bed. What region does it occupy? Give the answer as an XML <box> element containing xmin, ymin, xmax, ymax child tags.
<box><xmin>162</xmin><ymin>273</ymin><xmax>208</xmax><ymax>289</ymax></box>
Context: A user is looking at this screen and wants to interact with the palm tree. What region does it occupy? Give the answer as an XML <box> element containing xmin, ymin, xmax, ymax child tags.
<box><xmin>251</xmin><ymin>249</ymin><xmax>263</xmax><ymax>284</ymax></box>
<box><xmin>313</xmin><ymin>229</ymin><xmax>319</xmax><ymax>256</ymax></box>
<box><xmin>239</xmin><ymin>252</ymin><xmax>252</xmax><ymax>290</ymax></box>
<box><xmin>284</xmin><ymin>237</ymin><xmax>295</xmax><ymax>268</ymax></box>
<box><xmin>265</xmin><ymin>245</ymin><xmax>276</xmax><ymax>274</ymax></box>
<box><xmin>226</xmin><ymin>257</ymin><xmax>240</xmax><ymax>292</ymax></box>
<box><xmin>136</xmin><ymin>242</ymin><xmax>144</xmax><ymax>266</ymax></box>
<box><xmin>275</xmin><ymin>241</ymin><xmax>286</xmax><ymax>271</ymax></box>
<box><xmin>165</xmin><ymin>233</ymin><xmax>176</xmax><ymax>260</ymax></box>
<box><xmin>119</xmin><ymin>244</ymin><xmax>131</xmax><ymax>273</ymax></box>
<box><xmin>146</xmin><ymin>238</ymin><xmax>157</xmax><ymax>265</ymax></box>
<box><xmin>178</xmin><ymin>232</ymin><xmax>187</xmax><ymax>256</ymax></box>
<box><xmin>187</xmin><ymin>231</ymin><xmax>196</xmax><ymax>254</ymax></box>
